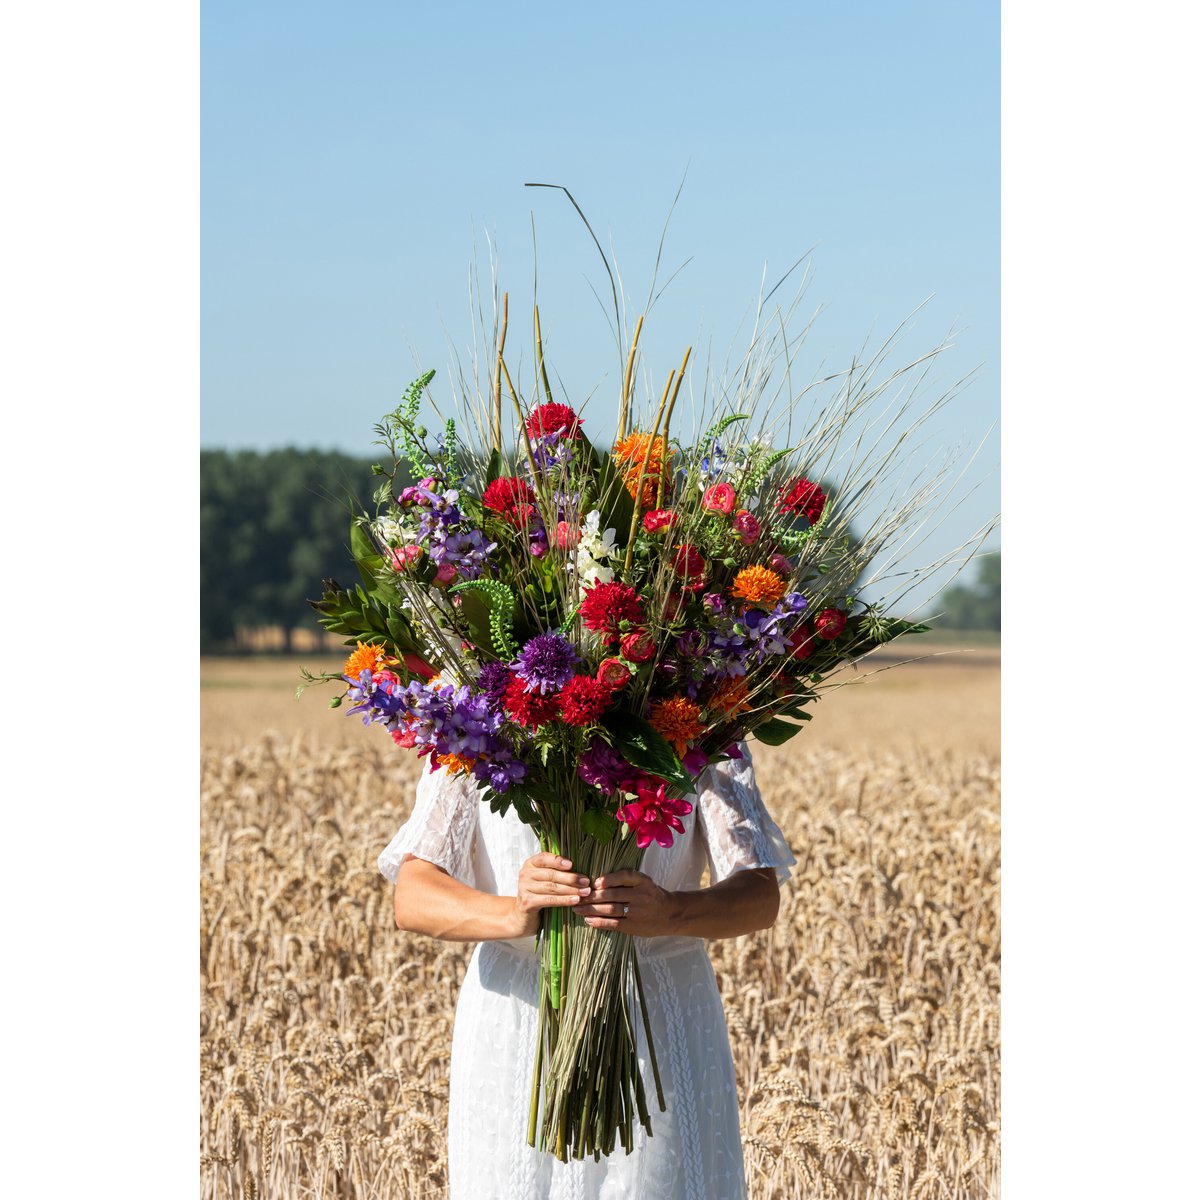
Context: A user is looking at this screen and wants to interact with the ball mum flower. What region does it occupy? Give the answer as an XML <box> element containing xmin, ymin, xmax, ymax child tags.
<box><xmin>482</xmin><ymin>476</ymin><xmax>537</xmax><ymax>518</ymax></box>
<box><xmin>513</xmin><ymin>632</ymin><xmax>582</xmax><ymax>693</ymax></box>
<box><xmin>731</xmin><ymin>565</ymin><xmax>788</xmax><ymax>606</ymax></box>
<box><xmin>525</xmin><ymin>402</ymin><xmax>583</xmax><ymax>440</ymax></box>
<box><xmin>580</xmin><ymin>580</ymin><xmax>646</xmax><ymax>644</ymax></box>
<box><xmin>503</xmin><ymin>673</ymin><xmax>561</xmax><ymax>730</ymax></box>
<box><xmin>556</xmin><ymin>674</ymin><xmax>613</xmax><ymax>726</ymax></box>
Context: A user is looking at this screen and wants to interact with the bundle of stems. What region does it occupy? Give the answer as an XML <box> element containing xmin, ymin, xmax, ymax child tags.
<box><xmin>526</xmin><ymin>772</ymin><xmax>664</xmax><ymax>1161</ymax></box>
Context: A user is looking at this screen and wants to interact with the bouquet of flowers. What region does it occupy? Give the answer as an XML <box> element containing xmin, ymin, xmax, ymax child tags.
<box><xmin>302</xmin><ymin>281</ymin><xmax>985</xmax><ymax>1161</ymax></box>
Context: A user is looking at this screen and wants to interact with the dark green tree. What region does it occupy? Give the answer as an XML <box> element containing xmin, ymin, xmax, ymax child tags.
<box><xmin>933</xmin><ymin>551</ymin><xmax>1000</xmax><ymax>631</ymax></box>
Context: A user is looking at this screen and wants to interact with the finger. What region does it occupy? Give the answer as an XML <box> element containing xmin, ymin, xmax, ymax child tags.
<box><xmin>582</xmin><ymin>916</ymin><xmax>624</xmax><ymax>930</ymax></box>
<box><xmin>587</xmin><ymin>886</ymin><xmax>636</xmax><ymax>905</ymax></box>
<box><xmin>592</xmin><ymin>870</ymin><xmax>642</xmax><ymax>889</ymax></box>
<box><xmin>527</xmin><ymin>892</ymin><xmax>586</xmax><ymax>909</ymax></box>
<box><xmin>529</xmin><ymin>852</ymin><xmax>573</xmax><ymax>871</ymax></box>
<box><xmin>525</xmin><ymin>878</ymin><xmax>592</xmax><ymax>897</ymax></box>
<box><xmin>574</xmin><ymin>902</ymin><xmax>626</xmax><ymax>918</ymax></box>
<box><xmin>528</xmin><ymin>867</ymin><xmax>591</xmax><ymax>889</ymax></box>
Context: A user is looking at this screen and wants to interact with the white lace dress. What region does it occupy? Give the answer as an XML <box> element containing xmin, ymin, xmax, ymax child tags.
<box><xmin>378</xmin><ymin>743</ymin><xmax>795</xmax><ymax>1200</ymax></box>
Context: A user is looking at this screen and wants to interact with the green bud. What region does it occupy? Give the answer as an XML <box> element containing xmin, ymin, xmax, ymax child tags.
<box><xmin>329</xmin><ymin>695</ymin><xmax>343</xmax><ymax>709</ymax></box>
<box><xmin>415</xmin><ymin>425</ymin><xmax>428</xmax><ymax>438</ymax></box>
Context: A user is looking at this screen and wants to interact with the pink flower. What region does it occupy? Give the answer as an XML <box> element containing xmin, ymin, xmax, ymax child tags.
<box><xmin>732</xmin><ymin>509</ymin><xmax>760</xmax><ymax>544</ymax></box>
<box><xmin>433</xmin><ymin>562</ymin><xmax>459</xmax><ymax>586</ymax></box>
<box><xmin>617</xmin><ymin>775</ymin><xmax>694</xmax><ymax>848</ymax></box>
<box><xmin>389</xmin><ymin>544</ymin><xmax>424</xmax><ymax>572</ymax></box>
<box><xmin>642</xmin><ymin>508</ymin><xmax>677</xmax><ymax>535</ymax></box>
<box><xmin>702</xmin><ymin>482</ymin><xmax>737</xmax><ymax>515</ymax></box>
<box><xmin>768</xmin><ymin>552</ymin><xmax>793</xmax><ymax>574</ymax></box>
<box><xmin>555</xmin><ymin>521</ymin><xmax>581</xmax><ymax>550</ymax></box>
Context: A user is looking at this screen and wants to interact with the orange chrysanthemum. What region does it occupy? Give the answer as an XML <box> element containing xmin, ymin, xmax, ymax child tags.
<box><xmin>708</xmin><ymin>676</ymin><xmax>753</xmax><ymax>719</ymax></box>
<box><xmin>731</xmin><ymin>565</ymin><xmax>787</xmax><ymax>607</ymax></box>
<box><xmin>649</xmin><ymin>695</ymin><xmax>706</xmax><ymax>757</ymax></box>
<box><xmin>613</xmin><ymin>431</ymin><xmax>673</xmax><ymax>506</ymax></box>
<box><xmin>437</xmin><ymin>753</ymin><xmax>477</xmax><ymax>776</ymax></box>
<box><xmin>343</xmin><ymin>641</ymin><xmax>395</xmax><ymax>678</ymax></box>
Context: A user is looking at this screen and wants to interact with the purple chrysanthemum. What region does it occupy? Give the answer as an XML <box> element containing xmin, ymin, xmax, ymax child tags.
<box><xmin>513</xmin><ymin>632</ymin><xmax>581</xmax><ymax>694</ymax></box>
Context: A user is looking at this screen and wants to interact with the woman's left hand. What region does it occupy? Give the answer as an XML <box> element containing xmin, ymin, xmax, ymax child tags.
<box><xmin>574</xmin><ymin>870</ymin><xmax>680</xmax><ymax>937</ymax></box>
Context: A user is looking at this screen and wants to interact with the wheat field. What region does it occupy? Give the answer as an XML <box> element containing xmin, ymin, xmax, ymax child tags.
<box><xmin>201</xmin><ymin>646</ymin><xmax>1000</xmax><ymax>1198</ymax></box>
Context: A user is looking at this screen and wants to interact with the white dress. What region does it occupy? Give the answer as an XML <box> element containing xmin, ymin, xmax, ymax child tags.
<box><xmin>378</xmin><ymin>743</ymin><xmax>795</xmax><ymax>1200</ymax></box>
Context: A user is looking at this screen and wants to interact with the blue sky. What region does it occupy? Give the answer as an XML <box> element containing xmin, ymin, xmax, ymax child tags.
<box><xmin>202</xmin><ymin>0</ymin><xmax>999</xmax><ymax>600</ymax></box>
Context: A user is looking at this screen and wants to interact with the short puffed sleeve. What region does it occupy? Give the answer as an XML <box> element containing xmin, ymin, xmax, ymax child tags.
<box><xmin>377</xmin><ymin>761</ymin><xmax>480</xmax><ymax>887</ymax></box>
<box><xmin>696</xmin><ymin>741</ymin><xmax>796</xmax><ymax>884</ymax></box>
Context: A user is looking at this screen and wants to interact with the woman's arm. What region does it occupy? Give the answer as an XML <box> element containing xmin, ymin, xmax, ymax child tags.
<box><xmin>393</xmin><ymin>851</ymin><xmax>594</xmax><ymax>941</ymax></box>
<box><xmin>575</xmin><ymin>866</ymin><xmax>780</xmax><ymax>939</ymax></box>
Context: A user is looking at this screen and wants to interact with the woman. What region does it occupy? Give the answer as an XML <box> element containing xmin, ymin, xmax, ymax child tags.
<box><xmin>378</xmin><ymin>740</ymin><xmax>795</xmax><ymax>1199</ymax></box>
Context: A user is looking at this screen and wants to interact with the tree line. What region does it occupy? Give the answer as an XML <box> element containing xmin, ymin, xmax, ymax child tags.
<box><xmin>200</xmin><ymin>449</ymin><xmax>999</xmax><ymax>652</ymax></box>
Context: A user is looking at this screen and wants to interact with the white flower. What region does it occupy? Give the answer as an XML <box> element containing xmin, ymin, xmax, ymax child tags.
<box><xmin>579</xmin><ymin>509</ymin><xmax>618</xmax><ymax>559</ymax></box>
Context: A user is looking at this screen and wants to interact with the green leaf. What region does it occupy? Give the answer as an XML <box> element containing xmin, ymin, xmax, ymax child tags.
<box><xmin>753</xmin><ymin>716</ymin><xmax>809</xmax><ymax>746</ymax></box>
<box><xmin>485</xmin><ymin>448</ymin><xmax>503</xmax><ymax>484</ymax></box>
<box><xmin>602</xmin><ymin>713</ymin><xmax>691</xmax><ymax>793</ymax></box>
<box><xmin>582</xmin><ymin>809</ymin><xmax>618</xmax><ymax>844</ymax></box>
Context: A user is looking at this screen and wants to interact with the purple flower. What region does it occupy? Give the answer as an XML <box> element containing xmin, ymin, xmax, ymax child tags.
<box><xmin>472</xmin><ymin>748</ymin><xmax>527</xmax><ymax>794</ymax></box>
<box><xmin>513</xmin><ymin>632</ymin><xmax>581</xmax><ymax>694</ymax></box>
<box><xmin>577</xmin><ymin>738</ymin><xmax>635</xmax><ymax>796</ymax></box>
<box><xmin>477</xmin><ymin>661</ymin><xmax>512</xmax><ymax>711</ymax></box>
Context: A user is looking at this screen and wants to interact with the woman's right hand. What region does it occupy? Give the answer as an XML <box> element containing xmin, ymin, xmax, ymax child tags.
<box><xmin>509</xmin><ymin>853</ymin><xmax>592</xmax><ymax>938</ymax></box>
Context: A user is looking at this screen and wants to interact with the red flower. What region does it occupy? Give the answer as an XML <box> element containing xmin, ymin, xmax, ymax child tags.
<box><xmin>503</xmin><ymin>674</ymin><xmax>561</xmax><ymax>730</ymax></box>
<box><xmin>525</xmin><ymin>402</ymin><xmax>583</xmax><ymax>440</ymax></box>
<box><xmin>779</xmin><ymin>478</ymin><xmax>827</xmax><ymax>524</ymax></box>
<box><xmin>580</xmin><ymin>580</ymin><xmax>646</xmax><ymax>644</ymax></box>
<box><xmin>597</xmin><ymin>657</ymin><xmax>632</xmax><ymax>689</ymax></box>
<box><xmin>642</xmin><ymin>508</ymin><xmax>677</xmax><ymax>535</ymax></box>
<box><xmin>620</xmin><ymin>629</ymin><xmax>656</xmax><ymax>664</ymax></box>
<box><xmin>671</xmin><ymin>543</ymin><xmax>706</xmax><ymax>585</ymax></box>
<box><xmin>391</xmin><ymin>725</ymin><xmax>419</xmax><ymax>748</ymax></box>
<box><xmin>768</xmin><ymin>552</ymin><xmax>793</xmax><ymax>574</ymax></box>
<box><xmin>814</xmin><ymin>608</ymin><xmax>847</xmax><ymax>640</ymax></box>
<box><xmin>702</xmin><ymin>482</ymin><xmax>737</xmax><ymax>515</ymax></box>
<box><xmin>732</xmin><ymin>509</ymin><xmax>760</xmax><ymax>544</ymax></box>
<box><xmin>787</xmin><ymin>622</ymin><xmax>817</xmax><ymax>660</ymax></box>
<box><xmin>556</xmin><ymin>674</ymin><xmax>613</xmax><ymax>726</ymax></box>
<box><xmin>482</xmin><ymin>476</ymin><xmax>537</xmax><ymax>520</ymax></box>
<box><xmin>616</xmin><ymin>775</ymin><xmax>694</xmax><ymax>849</ymax></box>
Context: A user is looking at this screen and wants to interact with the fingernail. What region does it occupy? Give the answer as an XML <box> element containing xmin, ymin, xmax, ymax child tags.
<box><xmin>577</xmin><ymin>877</ymin><xmax>589</xmax><ymax>886</ymax></box>
<box><xmin>579</xmin><ymin>886</ymin><xmax>591</xmax><ymax>896</ymax></box>
<box><xmin>560</xmin><ymin>858</ymin><xmax>571</xmax><ymax>869</ymax></box>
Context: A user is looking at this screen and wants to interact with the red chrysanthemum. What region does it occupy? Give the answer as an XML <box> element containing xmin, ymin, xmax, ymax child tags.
<box><xmin>525</xmin><ymin>402</ymin><xmax>583</xmax><ymax>440</ymax></box>
<box><xmin>779</xmin><ymin>477</ymin><xmax>827</xmax><ymax>524</ymax></box>
<box><xmin>482</xmin><ymin>476</ymin><xmax>537</xmax><ymax>518</ymax></box>
<box><xmin>556</xmin><ymin>674</ymin><xmax>613</xmax><ymax>726</ymax></box>
<box><xmin>503</xmin><ymin>674</ymin><xmax>561</xmax><ymax>730</ymax></box>
<box><xmin>580</xmin><ymin>580</ymin><xmax>646</xmax><ymax>644</ymax></box>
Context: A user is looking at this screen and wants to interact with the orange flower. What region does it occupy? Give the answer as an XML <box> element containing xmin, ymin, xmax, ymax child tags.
<box><xmin>731</xmin><ymin>565</ymin><xmax>787</xmax><ymax>607</ymax></box>
<box><xmin>708</xmin><ymin>676</ymin><xmax>753</xmax><ymax>719</ymax></box>
<box><xmin>343</xmin><ymin>641</ymin><xmax>395</xmax><ymax>678</ymax></box>
<box><xmin>649</xmin><ymin>695</ymin><xmax>706</xmax><ymax>757</ymax></box>
<box><xmin>437</xmin><ymin>753</ymin><xmax>476</xmax><ymax>776</ymax></box>
<box><xmin>613</xmin><ymin>431</ymin><xmax>673</xmax><ymax>505</ymax></box>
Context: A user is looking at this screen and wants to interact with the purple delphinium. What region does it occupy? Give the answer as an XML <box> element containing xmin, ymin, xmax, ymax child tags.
<box><xmin>472</xmin><ymin>747</ymin><xmax>527</xmax><ymax>794</ymax></box>
<box><xmin>577</xmin><ymin>737</ymin><xmax>636</xmax><ymax>796</ymax></box>
<box><xmin>513</xmin><ymin>632</ymin><xmax>581</xmax><ymax>694</ymax></box>
<box><xmin>344</xmin><ymin>669</ymin><xmax>408</xmax><ymax>728</ymax></box>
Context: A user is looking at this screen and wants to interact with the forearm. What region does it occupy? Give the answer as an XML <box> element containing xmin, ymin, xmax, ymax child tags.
<box><xmin>666</xmin><ymin>867</ymin><xmax>780</xmax><ymax>939</ymax></box>
<box><xmin>393</xmin><ymin>856</ymin><xmax>520</xmax><ymax>942</ymax></box>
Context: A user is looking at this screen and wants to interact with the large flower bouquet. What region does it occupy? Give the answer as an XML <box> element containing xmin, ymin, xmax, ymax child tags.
<box><xmin>303</xmin><ymin>284</ymin><xmax>978</xmax><ymax>1161</ymax></box>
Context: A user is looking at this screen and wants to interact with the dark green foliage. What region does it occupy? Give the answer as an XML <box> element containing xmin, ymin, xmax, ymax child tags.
<box><xmin>200</xmin><ymin>448</ymin><xmax>412</xmax><ymax>651</ymax></box>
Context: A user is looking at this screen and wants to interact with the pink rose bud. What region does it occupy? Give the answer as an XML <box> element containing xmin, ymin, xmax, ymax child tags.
<box><xmin>702</xmin><ymin>482</ymin><xmax>737</xmax><ymax>515</ymax></box>
<box><xmin>433</xmin><ymin>562</ymin><xmax>459</xmax><ymax>586</ymax></box>
<box><xmin>389</xmin><ymin>544</ymin><xmax>424</xmax><ymax>572</ymax></box>
<box><xmin>556</xmin><ymin>521</ymin><xmax>581</xmax><ymax>550</ymax></box>
<box><xmin>732</xmin><ymin>509</ymin><xmax>761</xmax><ymax>544</ymax></box>
<box><xmin>642</xmin><ymin>508</ymin><xmax>677</xmax><ymax>535</ymax></box>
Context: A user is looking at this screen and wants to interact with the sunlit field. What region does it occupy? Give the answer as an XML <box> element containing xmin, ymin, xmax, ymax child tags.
<box><xmin>201</xmin><ymin>642</ymin><xmax>999</xmax><ymax>1198</ymax></box>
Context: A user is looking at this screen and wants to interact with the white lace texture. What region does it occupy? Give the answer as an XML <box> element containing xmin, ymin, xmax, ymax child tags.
<box><xmin>377</xmin><ymin>764</ymin><xmax>479</xmax><ymax>887</ymax></box>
